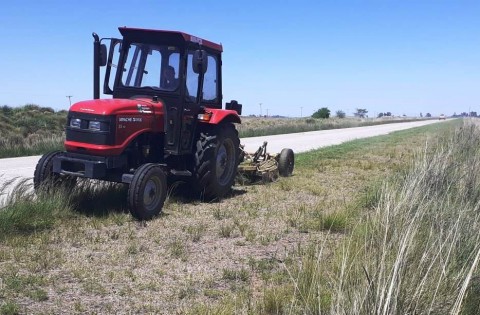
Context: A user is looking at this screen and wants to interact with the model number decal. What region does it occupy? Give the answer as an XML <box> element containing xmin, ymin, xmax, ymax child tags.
<box><xmin>119</xmin><ymin>117</ymin><xmax>143</xmax><ymax>122</ymax></box>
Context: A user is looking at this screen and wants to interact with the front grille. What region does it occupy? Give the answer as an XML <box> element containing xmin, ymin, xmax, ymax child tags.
<box><xmin>66</xmin><ymin>113</ymin><xmax>115</xmax><ymax>145</ymax></box>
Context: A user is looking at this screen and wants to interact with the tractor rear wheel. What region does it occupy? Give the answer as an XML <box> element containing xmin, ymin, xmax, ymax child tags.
<box><xmin>128</xmin><ymin>164</ymin><xmax>167</xmax><ymax>220</ymax></box>
<box><xmin>34</xmin><ymin>151</ymin><xmax>76</xmax><ymax>192</ymax></box>
<box><xmin>278</xmin><ymin>148</ymin><xmax>294</xmax><ymax>177</ymax></box>
<box><xmin>191</xmin><ymin>123</ymin><xmax>240</xmax><ymax>200</ymax></box>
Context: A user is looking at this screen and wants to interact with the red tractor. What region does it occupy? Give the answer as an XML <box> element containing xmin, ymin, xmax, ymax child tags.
<box><xmin>34</xmin><ymin>27</ymin><xmax>246</xmax><ymax>220</ymax></box>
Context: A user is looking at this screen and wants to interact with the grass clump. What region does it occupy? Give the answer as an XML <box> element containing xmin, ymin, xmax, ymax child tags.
<box><xmin>222</xmin><ymin>268</ymin><xmax>250</xmax><ymax>282</ymax></box>
<box><xmin>0</xmin><ymin>301</ymin><xmax>20</xmax><ymax>315</ymax></box>
<box><xmin>0</xmin><ymin>180</ymin><xmax>72</xmax><ymax>239</ymax></box>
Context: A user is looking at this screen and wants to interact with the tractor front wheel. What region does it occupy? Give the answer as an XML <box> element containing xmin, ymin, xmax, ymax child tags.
<box><xmin>128</xmin><ymin>164</ymin><xmax>167</xmax><ymax>220</ymax></box>
<box><xmin>191</xmin><ymin>123</ymin><xmax>240</xmax><ymax>200</ymax></box>
<box><xmin>34</xmin><ymin>151</ymin><xmax>76</xmax><ymax>192</ymax></box>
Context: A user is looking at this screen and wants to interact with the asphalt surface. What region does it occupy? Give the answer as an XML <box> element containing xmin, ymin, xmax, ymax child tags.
<box><xmin>0</xmin><ymin>119</ymin><xmax>444</xmax><ymax>200</ymax></box>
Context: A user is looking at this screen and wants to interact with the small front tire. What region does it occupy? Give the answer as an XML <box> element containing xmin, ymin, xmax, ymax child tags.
<box><xmin>128</xmin><ymin>164</ymin><xmax>167</xmax><ymax>220</ymax></box>
<box><xmin>34</xmin><ymin>151</ymin><xmax>76</xmax><ymax>192</ymax></box>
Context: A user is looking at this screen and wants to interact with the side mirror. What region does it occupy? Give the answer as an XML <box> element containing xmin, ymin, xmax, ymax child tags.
<box><xmin>193</xmin><ymin>50</ymin><xmax>208</xmax><ymax>74</ymax></box>
<box><xmin>99</xmin><ymin>44</ymin><xmax>107</xmax><ymax>67</ymax></box>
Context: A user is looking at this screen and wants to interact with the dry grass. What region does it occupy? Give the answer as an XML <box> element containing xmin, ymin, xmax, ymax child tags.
<box><xmin>0</xmin><ymin>120</ymin><xmax>458</xmax><ymax>314</ymax></box>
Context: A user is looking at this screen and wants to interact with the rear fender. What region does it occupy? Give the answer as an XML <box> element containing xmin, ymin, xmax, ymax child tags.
<box><xmin>203</xmin><ymin>108</ymin><xmax>241</xmax><ymax>125</ymax></box>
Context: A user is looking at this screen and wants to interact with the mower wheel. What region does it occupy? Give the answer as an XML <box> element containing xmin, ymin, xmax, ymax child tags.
<box><xmin>278</xmin><ymin>148</ymin><xmax>294</xmax><ymax>177</ymax></box>
<box><xmin>34</xmin><ymin>151</ymin><xmax>76</xmax><ymax>192</ymax></box>
<box><xmin>128</xmin><ymin>164</ymin><xmax>167</xmax><ymax>220</ymax></box>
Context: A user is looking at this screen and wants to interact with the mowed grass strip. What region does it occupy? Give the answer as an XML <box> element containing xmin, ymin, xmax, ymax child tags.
<box><xmin>0</xmin><ymin>119</ymin><xmax>459</xmax><ymax>314</ymax></box>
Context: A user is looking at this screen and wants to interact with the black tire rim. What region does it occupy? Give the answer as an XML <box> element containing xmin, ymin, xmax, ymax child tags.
<box><xmin>143</xmin><ymin>176</ymin><xmax>163</xmax><ymax>212</ymax></box>
<box><xmin>216</xmin><ymin>139</ymin><xmax>236</xmax><ymax>186</ymax></box>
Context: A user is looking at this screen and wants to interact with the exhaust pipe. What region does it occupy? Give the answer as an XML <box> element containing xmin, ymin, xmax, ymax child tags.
<box><xmin>92</xmin><ymin>32</ymin><xmax>100</xmax><ymax>99</ymax></box>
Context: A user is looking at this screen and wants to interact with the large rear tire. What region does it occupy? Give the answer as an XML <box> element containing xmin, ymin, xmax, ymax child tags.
<box><xmin>191</xmin><ymin>123</ymin><xmax>240</xmax><ymax>200</ymax></box>
<box><xmin>34</xmin><ymin>151</ymin><xmax>76</xmax><ymax>192</ymax></box>
<box><xmin>128</xmin><ymin>164</ymin><xmax>167</xmax><ymax>220</ymax></box>
<box><xmin>278</xmin><ymin>148</ymin><xmax>294</xmax><ymax>177</ymax></box>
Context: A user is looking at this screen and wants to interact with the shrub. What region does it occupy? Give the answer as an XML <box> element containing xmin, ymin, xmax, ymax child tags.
<box><xmin>312</xmin><ymin>107</ymin><xmax>330</xmax><ymax>119</ymax></box>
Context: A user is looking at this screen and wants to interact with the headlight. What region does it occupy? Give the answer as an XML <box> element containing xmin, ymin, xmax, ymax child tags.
<box><xmin>70</xmin><ymin>118</ymin><xmax>81</xmax><ymax>128</ymax></box>
<box><xmin>88</xmin><ymin>121</ymin><xmax>101</xmax><ymax>131</ymax></box>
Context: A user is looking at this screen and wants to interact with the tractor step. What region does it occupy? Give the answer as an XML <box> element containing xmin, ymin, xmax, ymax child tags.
<box><xmin>170</xmin><ymin>169</ymin><xmax>192</xmax><ymax>177</ymax></box>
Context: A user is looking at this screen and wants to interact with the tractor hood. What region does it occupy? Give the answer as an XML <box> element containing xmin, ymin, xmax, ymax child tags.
<box><xmin>69</xmin><ymin>98</ymin><xmax>164</xmax><ymax>116</ymax></box>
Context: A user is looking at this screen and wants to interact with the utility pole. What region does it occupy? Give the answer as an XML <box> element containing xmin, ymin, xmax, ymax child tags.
<box><xmin>300</xmin><ymin>106</ymin><xmax>303</xmax><ymax>118</ymax></box>
<box><xmin>266</xmin><ymin>108</ymin><xmax>269</xmax><ymax>117</ymax></box>
<box><xmin>259</xmin><ymin>103</ymin><xmax>262</xmax><ymax>117</ymax></box>
<box><xmin>66</xmin><ymin>95</ymin><xmax>73</xmax><ymax>107</ymax></box>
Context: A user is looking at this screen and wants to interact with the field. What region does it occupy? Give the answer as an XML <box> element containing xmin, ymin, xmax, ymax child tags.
<box><xmin>2</xmin><ymin>118</ymin><xmax>478</xmax><ymax>314</ymax></box>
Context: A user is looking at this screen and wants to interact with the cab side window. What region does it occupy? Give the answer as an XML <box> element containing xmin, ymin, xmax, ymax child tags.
<box><xmin>202</xmin><ymin>55</ymin><xmax>217</xmax><ymax>102</ymax></box>
<box><xmin>186</xmin><ymin>52</ymin><xmax>218</xmax><ymax>103</ymax></box>
<box><xmin>186</xmin><ymin>54</ymin><xmax>199</xmax><ymax>101</ymax></box>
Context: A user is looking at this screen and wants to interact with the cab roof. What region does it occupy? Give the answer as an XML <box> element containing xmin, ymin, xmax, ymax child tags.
<box><xmin>118</xmin><ymin>27</ymin><xmax>223</xmax><ymax>52</ymax></box>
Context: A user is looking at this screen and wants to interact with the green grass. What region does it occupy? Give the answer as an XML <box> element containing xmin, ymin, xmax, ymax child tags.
<box><xmin>0</xmin><ymin>181</ymin><xmax>72</xmax><ymax>239</ymax></box>
<box><xmin>0</xmin><ymin>301</ymin><xmax>20</xmax><ymax>315</ymax></box>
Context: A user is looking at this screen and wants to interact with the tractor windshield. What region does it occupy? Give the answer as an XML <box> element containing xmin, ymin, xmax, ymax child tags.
<box><xmin>121</xmin><ymin>43</ymin><xmax>180</xmax><ymax>91</ymax></box>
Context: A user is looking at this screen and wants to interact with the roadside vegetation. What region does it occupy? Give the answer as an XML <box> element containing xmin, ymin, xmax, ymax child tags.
<box><xmin>0</xmin><ymin>105</ymin><xmax>65</xmax><ymax>158</ymax></box>
<box><xmin>0</xmin><ymin>118</ymin><xmax>468</xmax><ymax>313</ymax></box>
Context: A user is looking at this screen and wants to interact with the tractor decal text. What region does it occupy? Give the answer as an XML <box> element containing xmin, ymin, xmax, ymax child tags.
<box><xmin>119</xmin><ymin>117</ymin><xmax>143</xmax><ymax>122</ymax></box>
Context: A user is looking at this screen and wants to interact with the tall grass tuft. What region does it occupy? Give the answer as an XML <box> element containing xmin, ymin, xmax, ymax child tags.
<box><xmin>279</xmin><ymin>120</ymin><xmax>480</xmax><ymax>314</ymax></box>
<box><xmin>0</xmin><ymin>178</ymin><xmax>128</xmax><ymax>240</ymax></box>
<box><xmin>0</xmin><ymin>179</ymin><xmax>72</xmax><ymax>239</ymax></box>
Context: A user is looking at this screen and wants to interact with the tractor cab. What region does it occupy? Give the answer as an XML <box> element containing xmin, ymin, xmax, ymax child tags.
<box><xmin>94</xmin><ymin>27</ymin><xmax>240</xmax><ymax>155</ymax></box>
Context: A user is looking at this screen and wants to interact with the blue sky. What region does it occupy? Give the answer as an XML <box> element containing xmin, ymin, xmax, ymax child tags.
<box><xmin>1</xmin><ymin>0</ymin><xmax>478</xmax><ymax>117</ymax></box>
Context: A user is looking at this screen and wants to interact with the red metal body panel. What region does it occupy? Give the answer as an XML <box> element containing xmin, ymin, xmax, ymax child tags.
<box><xmin>65</xmin><ymin>98</ymin><xmax>164</xmax><ymax>156</ymax></box>
<box><xmin>204</xmin><ymin>108</ymin><xmax>241</xmax><ymax>124</ymax></box>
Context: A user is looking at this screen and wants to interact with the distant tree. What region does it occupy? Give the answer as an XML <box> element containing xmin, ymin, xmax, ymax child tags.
<box><xmin>426</xmin><ymin>113</ymin><xmax>432</xmax><ymax>117</ymax></box>
<box><xmin>470</xmin><ymin>111</ymin><xmax>477</xmax><ymax>117</ymax></box>
<box><xmin>377</xmin><ymin>112</ymin><xmax>384</xmax><ymax>118</ymax></box>
<box><xmin>354</xmin><ymin>108</ymin><xmax>368</xmax><ymax>118</ymax></box>
<box><xmin>336</xmin><ymin>110</ymin><xmax>346</xmax><ymax>118</ymax></box>
<box><xmin>385</xmin><ymin>112</ymin><xmax>392</xmax><ymax>116</ymax></box>
<box><xmin>312</xmin><ymin>107</ymin><xmax>330</xmax><ymax>119</ymax></box>
<box><xmin>420</xmin><ymin>112</ymin><xmax>423</xmax><ymax>117</ymax></box>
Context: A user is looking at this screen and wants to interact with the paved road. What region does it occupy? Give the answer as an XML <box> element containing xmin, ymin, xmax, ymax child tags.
<box><xmin>0</xmin><ymin>120</ymin><xmax>444</xmax><ymax>191</ymax></box>
<box><xmin>240</xmin><ymin>119</ymin><xmax>442</xmax><ymax>153</ymax></box>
